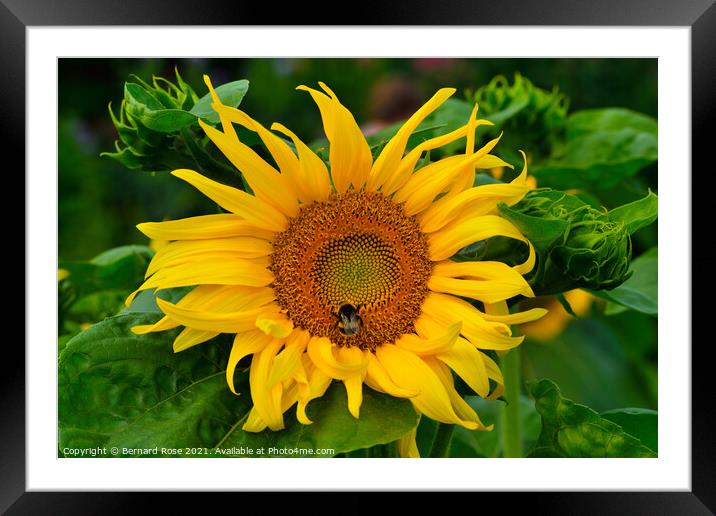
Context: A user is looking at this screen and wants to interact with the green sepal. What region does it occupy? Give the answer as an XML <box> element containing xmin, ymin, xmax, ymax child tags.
<box><xmin>608</xmin><ymin>190</ymin><xmax>658</xmax><ymax>235</ymax></box>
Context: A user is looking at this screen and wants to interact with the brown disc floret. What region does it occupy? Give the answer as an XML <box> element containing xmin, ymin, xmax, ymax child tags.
<box><xmin>269</xmin><ymin>190</ymin><xmax>432</xmax><ymax>350</ymax></box>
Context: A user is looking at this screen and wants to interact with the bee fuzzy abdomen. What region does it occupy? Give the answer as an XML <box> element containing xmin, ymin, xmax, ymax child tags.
<box><xmin>336</xmin><ymin>303</ymin><xmax>363</xmax><ymax>336</ymax></box>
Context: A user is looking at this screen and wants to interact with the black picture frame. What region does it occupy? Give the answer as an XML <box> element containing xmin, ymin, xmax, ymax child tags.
<box><xmin>7</xmin><ymin>0</ymin><xmax>709</xmax><ymax>512</ymax></box>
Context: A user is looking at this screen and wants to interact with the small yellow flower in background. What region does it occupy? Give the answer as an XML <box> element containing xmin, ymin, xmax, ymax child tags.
<box><xmin>58</xmin><ymin>268</ymin><xmax>70</xmax><ymax>282</ymax></box>
<box><xmin>490</xmin><ymin>166</ymin><xmax>504</xmax><ymax>180</ymax></box>
<box><xmin>126</xmin><ymin>76</ymin><xmax>547</xmax><ymax>457</ymax></box>
<box><xmin>521</xmin><ymin>289</ymin><xmax>596</xmax><ymax>342</ymax></box>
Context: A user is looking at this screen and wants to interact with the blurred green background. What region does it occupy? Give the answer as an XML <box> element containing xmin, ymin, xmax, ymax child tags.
<box><xmin>58</xmin><ymin>58</ymin><xmax>657</xmax><ymax>414</ymax></box>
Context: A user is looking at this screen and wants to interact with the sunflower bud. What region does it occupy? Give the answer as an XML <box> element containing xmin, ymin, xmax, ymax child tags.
<box><xmin>101</xmin><ymin>70</ymin><xmax>249</xmax><ymax>188</ymax></box>
<box><xmin>101</xmin><ymin>69</ymin><xmax>200</xmax><ymax>173</ymax></box>
<box><xmin>498</xmin><ymin>189</ymin><xmax>632</xmax><ymax>295</ymax></box>
<box><xmin>468</xmin><ymin>73</ymin><xmax>569</xmax><ymax>168</ymax></box>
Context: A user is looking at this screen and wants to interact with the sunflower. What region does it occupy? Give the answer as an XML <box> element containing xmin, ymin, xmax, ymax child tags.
<box><xmin>126</xmin><ymin>76</ymin><xmax>547</xmax><ymax>457</ymax></box>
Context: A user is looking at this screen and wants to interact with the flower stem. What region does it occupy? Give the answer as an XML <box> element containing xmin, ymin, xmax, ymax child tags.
<box><xmin>501</xmin><ymin>348</ymin><xmax>522</xmax><ymax>457</ymax></box>
<box><xmin>429</xmin><ymin>423</ymin><xmax>455</xmax><ymax>457</ymax></box>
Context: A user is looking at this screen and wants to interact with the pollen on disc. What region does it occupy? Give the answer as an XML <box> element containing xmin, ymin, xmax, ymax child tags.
<box><xmin>270</xmin><ymin>191</ymin><xmax>432</xmax><ymax>350</ymax></box>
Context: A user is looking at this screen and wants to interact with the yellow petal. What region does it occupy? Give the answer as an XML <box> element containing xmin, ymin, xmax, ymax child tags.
<box><xmin>419</xmin><ymin>181</ymin><xmax>530</xmax><ymax>234</ymax></box>
<box><xmin>131</xmin><ymin>317</ymin><xmax>178</xmax><ymax>335</ymax></box>
<box><xmin>364</xmin><ymin>353</ymin><xmax>419</xmax><ymax>398</ymax></box>
<box><xmin>480</xmin><ymin>350</ymin><xmax>505</xmax><ymax>400</ymax></box>
<box><xmin>381</xmin><ymin>122</ymin><xmax>477</xmax><ymax>196</ymax></box>
<box><xmin>198</xmin><ymin>119</ymin><xmax>299</xmax><ymax>217</ymax></box>
<box><xmin>226</xmin><ymin>330</ymin><xmax>272</xmax><ymax>394</ymax></box>
<box><xmin>307</xmin><ymin>336</ymin><xmax>367</xmax><ymax>380</ymax></box>
<box><xmin>126</xmin><ymin>257</ymin><xmax>273</xmax><ymax>305</ymax></box>
<box><xmin>342</xmin><ymin>373</ymin><xmax>363</xmax><ymax>419</ymax></box>
<box><xmin>249</xmin><ymin>339</ymin><xmax>285</xmax><ymax>430</ymax></box>
<box><xmin>397</xmin><ymin>427</ymin><xmax>420</xmax><ymax>458</ymax></box>
<box><xmin>137</xmin><ymin>214</ymin><xmax>275</xmax><ymax>242</ymax></box>
<box><xmin>368</xmin><ymin>88</ymin><xmax>456</xmax><ymax>191</ymax></box>
<box><xmin>131</xmin><ymin>284</ymin><xmax>254</xmax><ymax>332</ymax></box>
<box><xmin>267</xmin><ymin>330</ymin><xmax>309</xmax><ymax>388</ymax></box>
<box><xmin>482</xmin><ymin>307</ymin><xmax>548</xmax><ymax>325</ymax></box>
<box><xmin>296</xmin><ymin>366</ymin><xmax>332</xmax><ymax>425</ymax></box>
<box><xmin>428</xmin><ymin>274</ymin><xmax>532</xmax><ymax>304</ymax></box>
<box><xmin>428</xmin><ymin>214</ymin><xmax>529</xmax><ymax>262</ymax></box>
<box><xmin>145</xmin><ymin>237</ymin><xmax>272</xmax><ymax>277</ymax></box>
<box><xmin>172</xmin><ymin>327</ymin><xmax>219</xmax><ymax>353</ymax></box>
<box><xmin>376</xmin><ymin>344</ymin><xmax>478</xmax><ymax>429</ymax></box>
<box><xmin>449</xmin><ymin>103</ymin><xmax>485</xmax><ymax>195</ymax></box>
<box><xmin>428</xmin><ymin>260</ymin><xmax>535</xmax><ymax>303</ymax></box>
<box><xmin>424</xmin><ymin>356</ymin><xmax>490</xmax><ymax>430</ymax></box>
<box><xmin>242</xmin><ymin>407</ymin><xmax>267</xmax><ymax>432</ymax></box>
<box><xmin>297</xmin><ymin>83</ymin><xmax>372</xmax><ymax>192</ymax></box>
<box><xmin>272</xmin><ymin>122</ymin><xmax>332</xmax><ymax>203</ymax></box>
<box><xmin>155</xmin><ymin>297</ymin><xmax>276</xmax><ymax>333</ymax></box>
<box><xmin>393</xmin><ymin>155</ymin><xmax>463</xmax><ymax>200</ymax></box>
<box><xmin>437</xmin><ymin>337</ymin><xmax>490</xmax><ymax>397</ymax></box>
<box><xmin>171</xmin><ymin>169</ymin><xmax>287</xmax><ymax>232</ymax></box>
<box><xmin>395</xmin><ymin>134</ymin><xmax>503</xmax><ymax>216</ymax></box>
<box><xmin>292</xmin><ymin>353</ymin><xmax>311</xmax><ymax>389</ymax></box>
<box><xmin>207</xmin><ymin>103</ymin><xmax>307</xmax><ymax>203</ymax></box>
<box><xmin>279</xmin><ymin>379</ymin><xmax>300</xmax><ymax>414</ymax></box>
<box><xmin>202</xmin><ymin>74</ymin><xmax>239</xmax><ymax>138</ymax></box>
<box><xmin>422</xmin><ymin>292</ymin><xmax>524</xmax><ymax>351</ymax></box>
<box><xmin>255</xmin><ymin>310</ymin><xmax>294</xmax><ymax>339</ymax></box>
<box><xmin>396</xmin><ymin>321</ymin><xmax>461</xmax><ymax>355</ymax></box>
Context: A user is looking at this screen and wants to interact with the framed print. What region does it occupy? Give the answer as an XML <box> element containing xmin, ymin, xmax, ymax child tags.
<box><xmin>7</xmin><ymin>0</ymin><xmax>711</xmax><ymax>512</ymax></box>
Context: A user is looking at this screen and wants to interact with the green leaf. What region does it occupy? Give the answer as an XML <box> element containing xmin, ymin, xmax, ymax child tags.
<box><xmin>59</xmin><ymin>313</ymin><xmax>419</xmax><ymax>457</ymax></box>
<box><xmin>136</xmin><ymin>109</ymin><xmax>198</xmax><ymax>133</ymax></box>
<box><xmin>568</xmin><ymin>108</ymin><xmax>658</xmax><ymax>138</ymax></box>
<box><xmin>217</xmin><ymin>383</ymin><xmax>419</xmax><ymax>457</ymax></box>
<box><xmin>124</xmin><ymin>82</ymin><xmax>198</xmax><ymax>133</ymax></box>
<box><xmin>191</xmin><ymin>79</ymin><xmax>249</xmax><ymax>124</ymax></box>
<box><xmin>601</xmin><ymin>408</ymin><xmax>658</xmax><ymax>452</ymax></box>
<box><xmin>591</xmin><ymin>247</ymin><xmax>657</xmax><ymax>316</ymax></box>
<box><xmin>59</xmin><ymin>245</ymin><xmax>153</xmax><ymax>299</ymax></box>
<box><xmin>528</xmin><ymin>379</ymin><xmax>656</xmax><ymax>457</ymax></box>
<box><xmin>68</xmin><ymin>290</ymin><xmax>127</xmax><ymax>322</ymax></box>
<box><xmin>59</xmin><ymin>313</ymin><xmax>246</xmax><ymax>454</ymax></box>
<box><xmin>533</xmin><ymin>108</ymin><xmax>657</xmax><ymax>190</ymax></box>
<box><xmin>608</xmin><ymin>191</ymin><xmax>658</xmax><ymax>235</ymax></box>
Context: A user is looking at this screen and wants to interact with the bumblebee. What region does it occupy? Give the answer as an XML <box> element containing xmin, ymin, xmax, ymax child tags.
<box><xmin>335</xmin><ymin>303</ymin><xmax>363</xmax><ymax>336</ymax></box>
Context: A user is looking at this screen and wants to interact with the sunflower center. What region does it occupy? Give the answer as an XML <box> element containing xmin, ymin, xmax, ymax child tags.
<box><xmin>314</xmin><ymin>233</ymin><xmax>400</xmax><ymax>307</ymax></box>
<box><xmin>269</xmin><ymin>190</ymin><xmax>432</xmax><ymax>350</ymax></box>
